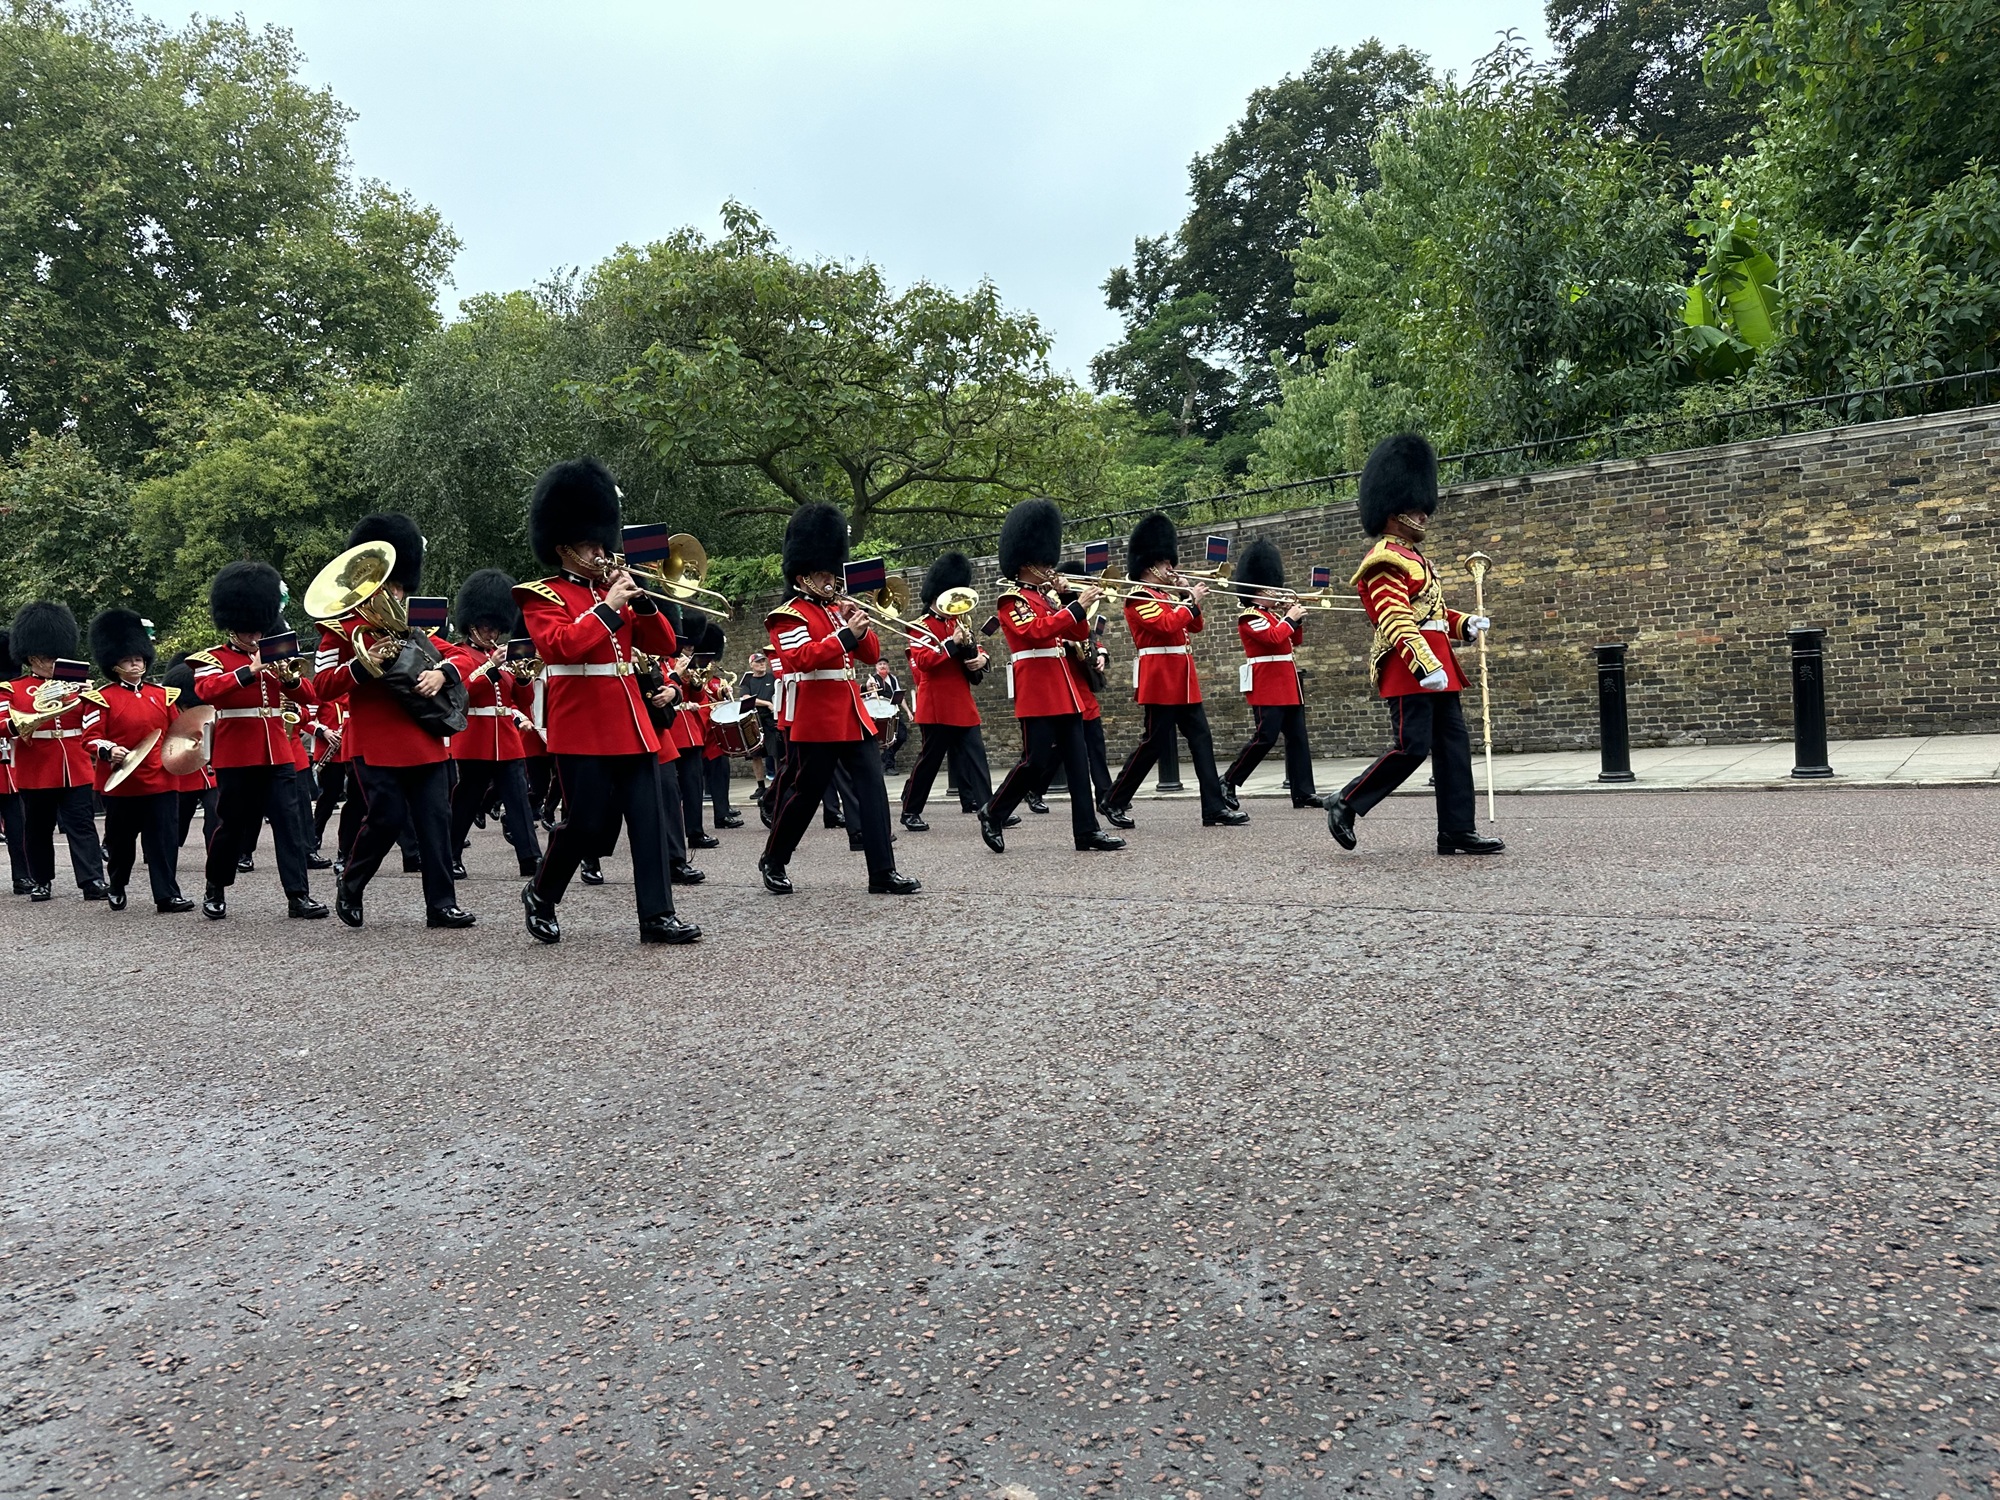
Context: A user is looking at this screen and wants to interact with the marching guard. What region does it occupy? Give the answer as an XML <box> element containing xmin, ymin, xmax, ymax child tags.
<box><xmin>977</xmin><ymin>499</ymin><xmax>1124</xmax><ymax>854</ymax></box>
<box><xmin>1220</xmin><ymin>538</ymin><xmax>1324</xmax><ymax>809</ymax></box>
<box><xmin>1325</xmin><ymin>434</ymin><xmax>1504</xmax><ymax>856</ymax></box>
<box><xmin>1101</xmin><ymin>514</ymin><xmax>1248</xmax><ymax>829</ymax></box>
<box><xmin>898</xmin><ymin>550</ymin><xmax>993</xmax><ymax>830</ymax></box>
<box><xmin>83</xmin><ymin>608</ymin><xmax>191</xmax><ymax>913</ymax></box>
<box><xmin>0</xmin><ymin>631</ymin><xmax>26</xmax><ymax>894</ymax></box>
<box><xmin>190</xmin><ymin>563</ymin><xmax>326</xmax><ymax>919</ymax></box>
<box><xmin>445</xmin><ymin>568</ymin><xmax>543</xmax><ymax>880</ymax></box>
<box><xmin>757</xmin><ymin>502</ymin><xmax>919</xmax><ymax>896</ymax></box>
<box><xmin>514</xmin><ymin>457</ymin><xmax>700</xmax><ymax>945</ymax></box>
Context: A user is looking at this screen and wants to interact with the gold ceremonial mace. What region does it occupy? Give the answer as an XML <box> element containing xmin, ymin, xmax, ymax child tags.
<box><xmin>1464</xmin><ymin>552</ymin><xmax>1496</xmax><ymax>822</ymax></box>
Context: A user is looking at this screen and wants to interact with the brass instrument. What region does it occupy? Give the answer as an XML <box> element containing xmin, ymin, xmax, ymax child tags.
<box><xmin>8</xmin><ymin>678</ymin><xmax>87</xmax><ymax>737</ymax></box>
<box><xmin>823</xmin><ymin>575</ymin><xmax>933</xmax><ymax>647</ymax></box>
<box><xmin>603</xmin><ymin>534</ymin><xmax>732</xmax><ymax>621</ymax></box>
<box><xmin>304</xmin><ymin>540</ymin><xmax>409</xmax><ymax>678</ymax></box>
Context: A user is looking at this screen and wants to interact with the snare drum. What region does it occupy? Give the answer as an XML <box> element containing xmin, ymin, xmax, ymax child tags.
<box><xmin>705</xmin><ymin>698</ymin><xmax>763</xmax><ymax>758</ymax></box>
<box><xmin>864</xmin><ymin>697</ymin><xmax>898</xmax><ymax>743</ymax></box>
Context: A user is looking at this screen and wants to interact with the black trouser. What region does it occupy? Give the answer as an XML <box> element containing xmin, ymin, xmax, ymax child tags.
<box><xmin>1341</xmin><ymin>691</ymin><xmax>1475</xmax><ymax>834</ymax></box>
<box><xmin>1031</xmin><ymin>716</ymin><xmax>1115</xmax><ymax>805</ymax></box>
<box><xmin>584</xmin><ymin>762</ymin><xmax>687</xmax><ymax>875</ymax></box>
<box><xmin>103</xmin><ymin>791</ymin><xmax>181</xmax><ymax>905</ymax></box>
<box><xmin>1106</xmin><ymin>702</ymin><xmax>1228</xmax><ymax>819</ymax></box>
<box><xmin>1226</xmin><ymin>703</ymin><xmax>1318</xmax><ymax>801</ymax></box>
<box><xmin>344</xmin><ymin>760</ymin><xmax>457</xmax><ymax>912</ymax></box>
<box><xmin>177</xmin><ymin>785</ymin><xmax>216</xmax><ymax>849</ymax></box>
<box><xmin>988</xmin><ymin>714</ymin><xmax>1101</xmax><ymax>845</ymax></box>
<box><xmin>20</xmin><ymin>784</ymin><xmax>103</xmax><ymax>890</ymax></box>
<box><xmin>451</xmin><ymin>759</ymin><xmax>542</xmax><ymax>875</ymax></box>
<box><xmin>527</xmin><ymin>757</ymin><xmax>556</xmax><ymax>822</ymax></box>
<box><xmin>669</xmin><ymin>750</ymin><xmax>706</xmax><ymax>839</ymax></box>
<box><xmin>704</xmin><ymin>755</ymin><xmax>734</xmax><ymax>819</ymax></box>
<box><xmin>902</xmin><ymin>723</ymin><xmax>992</xmax><ymax>817</ymax></box>
<box><xmin>208</xmin><ymin>764</ymin><xmax>311</xmax><ymax>897</ymax></box>
<box><xmin>335</xmin><ymin>772</ymin><xmax>419</xmax><ymax>866</ymax></box>
<box><xmin>538</xmin><ymin>753</ymin><xmax>674</xmax><ymax>918</ymax></box>
<box><xmin>764</xmin><ymin>738</ymin><xmax>895</xmax><ymax>879</ymax></box>
<box><xmin>313</xmin><ymin>760</ymin><xmax>349</xmax><ymax>844</ymax></box>
<box><xmin>881</xmin><ymin>715</ymin><xmax>908</xmax><ymax>770</ymax></box>
<box><xmin>1</xmin><ymin>791</ymin><xmax>27</xmax><ymax>886</ymax></box>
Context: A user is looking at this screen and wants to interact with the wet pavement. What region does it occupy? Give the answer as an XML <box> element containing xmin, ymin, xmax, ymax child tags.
<box><xmin>3</xmin><ymin>786</ymin><xmax>1997</xmax><ymax>1499</ymax></box>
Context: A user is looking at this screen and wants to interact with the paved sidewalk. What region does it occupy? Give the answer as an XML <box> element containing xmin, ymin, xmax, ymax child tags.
<box><xmin>841</xmin><ymin>732</ymin><xmax>2000</xmax><ymax>804</ymax></box>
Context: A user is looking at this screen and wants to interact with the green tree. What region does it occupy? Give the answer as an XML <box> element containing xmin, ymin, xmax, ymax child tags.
<box><xmin>1271</xmin><ymin>40</ymin><xmax>1687</xmax><ymax>463</ymax></box>
<box><xmin>128</xmin><ymin>388</ymin><xmax>387</xmax><ymax>648</ymax></box>
<box><xmin>579</xmin><ymin>204</ymin><xmax>1116</xmax><ymax>544</ymax></box>
<box><xmin>1549</xmin><ymin>0</ymin><xmax>1765</xmax><ymax>166</ymax></box>
<box><xmin>0</xmin><ymin>0</ymin><xmax>457</xmax><ymax>467</ymax></box>
<box><xmin>0</xmin><ymin>431</ymin><xmax>133</xmax><ymax>619</ymax></box>
<box><xmin>1709</xmin><ymin>0</ymin><xmax>2000</xmax><ymax>238</ymax></box>
<box><xmin>1092</xmin><ymin>239</ymin><xmax>1233</xmax><ymax>439</ymax></box>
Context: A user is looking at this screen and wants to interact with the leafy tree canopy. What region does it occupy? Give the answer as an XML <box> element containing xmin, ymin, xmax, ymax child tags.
<box><xmin>0</xmin><ymin>0</ymin><xmax>457</xmax><ymax>467</ymax></box>
<box><xmin>578</xmin><ymin>204</ymin><xmax>1117</xmax><ymax>544</ymax></box>
<box><xmin>1548</xmin><ymin>0</ymin><xmax>1766</xmax><ymax>166</ymax></box>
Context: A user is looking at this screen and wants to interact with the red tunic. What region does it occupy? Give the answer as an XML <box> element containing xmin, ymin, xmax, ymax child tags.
<box><xmin>3</xmin><ymin>675</ymin><xmax>92</xmax><ymax>789</ymax></box>
<box><xmin>1351</xmin><ymin>538</ymin><xmax>1469</xmax><ymax>698</ymax></box>
<box><xmin>1237</xmin><ymin>607</ymin><xmax>1304</xmax><ymax>706</ymax></box>
<box><xmin>84</xmin><ymin>681</ymin><xmax>180</xmax><ymax>796</ymax></box>
<box><xmin>765</xmin><ymin>597</ymin><xmax>879</xmax><ymax>742</ymax></box>
<box><xmin>514</xmin><ymin>575</ymin><xmax>677</xmax><ymax>757</ymax></box>
<box><xmin>445</xmin><ymin>643</ymin><xmax>534</xmax><ymax>762</ymax></box>
<box><xmin>1124</xmin><ymin>585</ymin><xmax>1204</xmax><ymax>705</ymax></box>
<box><xmin>309</xmin><ymin>623</ymin><xmax>457</xmax><ymax>767</ymax></box>
<box><xmin>191</xmin><ymin>644</ymin><xmax>316</xmax><ymax>769</ymax></box>
<box><xmin>997</xmin><ymin>587</ymin><xmax>1089</xmax><ymax>719</ymax></box>
<box><xmin>700</xmin><ymin>676</ymin><xmax>732</xmax><ymax>760</ymax></box>
<box><xmin>906</xmin><ymin>614</ymin><xmax>982</xmax><ymax>728</ymax></box>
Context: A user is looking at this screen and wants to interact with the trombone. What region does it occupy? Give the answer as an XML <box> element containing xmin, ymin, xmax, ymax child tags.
<box><xmin>620</xmin><ymin>533</ymin><xmax>733</xmax><ymax>621</ymax></box>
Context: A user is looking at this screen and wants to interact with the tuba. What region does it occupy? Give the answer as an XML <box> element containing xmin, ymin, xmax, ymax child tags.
<box><xmin>304</xmin><ymin>541</ymin><xmax>410</xmax><ymax>678</ymax></box>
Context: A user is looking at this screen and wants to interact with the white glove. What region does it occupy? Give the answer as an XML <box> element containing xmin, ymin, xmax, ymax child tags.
<box><xmin>1418</xmin><ymin>668</ymin><xmax>1451</xmax><ymax>691</ymax></box>
<box><xmin>1463</xmin><ymin>615</ymin><xmax>1491</xmax><ymax>641</ymax></box>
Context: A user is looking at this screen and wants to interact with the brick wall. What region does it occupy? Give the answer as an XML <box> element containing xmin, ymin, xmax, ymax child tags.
<box><xmin>729</xmin><ymin>404</ymin><xmax>2000</xmax><ymax>755</ymax></box>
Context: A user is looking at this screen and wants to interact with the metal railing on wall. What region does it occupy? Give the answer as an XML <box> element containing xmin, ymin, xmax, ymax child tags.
<box><xmin>881</xmin><ymin>367</ymin><xmax>1998</xmax><ymax>567</ymax></box>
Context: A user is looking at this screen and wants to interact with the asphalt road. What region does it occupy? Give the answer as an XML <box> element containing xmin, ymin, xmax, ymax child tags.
<box><xmin>3</xmin><ymin>786</ymin><xmax>1997</xmax><ymax>1499</ymax></box>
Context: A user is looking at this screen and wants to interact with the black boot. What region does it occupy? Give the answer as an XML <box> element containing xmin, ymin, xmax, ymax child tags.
<box><xmin>522</xmin><ymin>883</ymin><xmax>560</xmax><ymax>944</ymax></box>
<box><xmin>640</xmin><ymin>913</ymin><xmax>702</xmax><ymax>944</ymax></box>
<box><xmin>81</xmin><ymin>879</ymin><xmax>109</xmax><ymax>901</ymax></box>
<box><xmin>1438</xmin><ymin>830</ymin><xmax>1506</xmax><ymax>855</ymax></box>
<box><xmin>335</xmin><ymin>880</ymin><xmax>364</xmax><ymax>928</ymax></box>
<box><xmin>289</xmin><ymin>894</ymin><xmax>330</xmax><ymax>920</ymax></box>
<box><xmin>401</xmin><ymin>853</ymin><xmax>422</xmax><ymax>874</ymax></box>
<box><xmin>202</xmin><ymin>882</ymin><xmax>227</xmax><ymax>920</ymax></box>
<box><xmin>305</xmin><ymin>851</ymin><xmax>333</xmax><ymax>870</ymax></box>
<box><xmin>1076</xmin><ymin>832</ymin><xmax>1126</xmax><ymax>852</ymax></box>
<box><xmin>1326</xmin><ymin>797</ymin><xmax>1357</xmax><ymax>850</ymax></box>
<box><xmin>1098</xmin><ymin>800</ymin><xmax>1135</xmax><ymax>830</ymax></box>
<box><xmin>1025</xmin><ymin>794</ymin><xmax>1050</xmax><ymax>815</ymax></box>
<box><xmin>1292</xmin><ymin>792</ymin><xmax>1326</xmax><ymax>810</ymax></box>
<box><xmin>690</xmin><ymin>832</ymin><xmax>719</xmax><ymax>850</ymax></box>
<box><xmin>977</xmin><ymin>807</ymin><xmax>1005</xmax><ymax>854</ymax></box>
<box><xmin>758</xmin><ymin>857</ymin><xmax>792</xmax><ymax>895</ymax></box>
<box><xmin>426</xmin><ymin>905</ymin><xmax>477</xmax><ymax>929</ymax></box>
<box><xmin>156</xmin><ymin>894</ymin><xmax>195</xmax><ymax>914</ymax></box>
<box><xmin>27</xmin><ymin>883</ymin><xmax>51</xmax><ymax>903</ymax></box>
<box><xmin>900</xmin><ymin>811</ymin><xmax>929</xmax><ymax>832</ymax></box>
<box><xmin>867</xmin><ymin>870</ymin><xmax>922</xmax><ymax>895</ymax></box>
<box><xmin>670</xmin><ymin>861</ymin><xmax>705</xmax><ymax>885</ymax></box>
<box><xmin>1219</xmin><ymin>779</ymin><xmax>1241</xmax><ymax>811</ymax></box>
<box><xmin>11</xmin><ymin>877</ymin><xmax>31</xmax><ymax>896</ymax></box>
<box><xmin>105</xmin><ymin>885</ymin><xmax>127</xmax><ymax>911</ymax></box>
<box><xmin>580</xmin><ymin>861</ymin><xmax>604</xmax><ymax>886</ymax></box>
<box><xmin>235</xmin><ymin>855</ymin><xmax>254</xmax><ymax>873</ymax></box>
<box><xmin>1202</xmin><ymin>808</ymin><xmax>1250</xmax><ymax>827</ymax></box>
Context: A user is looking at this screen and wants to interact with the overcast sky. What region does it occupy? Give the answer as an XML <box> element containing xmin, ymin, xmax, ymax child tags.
<box><xmin>136</xmin><ymin>0</ymin><xmax>1549</xmax><ymax>375</ymax></box>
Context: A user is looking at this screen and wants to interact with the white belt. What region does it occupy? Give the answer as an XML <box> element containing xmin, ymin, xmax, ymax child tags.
<box><xmin>1240</xmin><ymin>652</ymin><xmax>1295</xmax><ymax>693</ymax></box>
<box><xmin>1006</xmin><ymin>646</ymin><xmax>1066</xmax><ymax>701</ymax></box>
<box><xmin>1137</xmin><ymin>645</ymin><xmax>1190</xmax><ymax>656</ymax></box>
<box><xmin>544</xmin><ymin>662</ymin><xmax>635</xmax><ymax>677</ymax></box>
<box><xmin>466</xmin><ymin>706</ymin><xmax>504</xmax><ymax>717</ymax></box>
<box><xmin>215</xmin><ymin>708</ymin><xmax>285</xmax><ymax>720</ymax></box>
<box><xmin>793</xmin><ymin>669</ymin><xmax>853</xmax><ymax>682</ymax></box>
<box><xmin>1421</xmin><ymin>619</ymin><xmax>1451</xmax><ymax>634</ymax></box>
<box><xmin>28</xmin><ymin>728</ymin><xmax>82</xmax><ymax>740</ymax></box>
<box><xmin>1245</xmin><ymin>653</ymin><xmax>1294</xmax><ymax>665</ymax></box>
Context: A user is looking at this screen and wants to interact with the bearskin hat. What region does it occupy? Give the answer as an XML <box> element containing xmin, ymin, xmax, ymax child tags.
<box><xmin>921</xmin><ymin>550</ymin><xmax>973</xmax><ymax>608</ymax></box>
<box><xmin>453</xmin><ymin>568</ymin><xmax>519</xmax><ymax>634</ymax></box>
<box><xmin>11</xmin><ymin>601</ymin><xmax>79</xmax><ymax>664</ymax></box>
<box><xmin>210</xmin><ymin>561</ymin><xmax>282</xmax><ymax>636</ymax></box>
<box><xmin>161</xmin><ymin>651</ymin><xmax>197</xmax><ymax>702</ymax></box>
<box><xmin>347</xmin><ymin>513</ymin><xmax>426</xmax><ymax>593</ymax></box>
<box><xmin>997</xmin><ymin>499</ymin><xmax>1062</xmax><ymax>579</ymax></box>
<box><xmin>1126</xmin><ymin>512</ymin><xmax>1179</xmax><ymax>578</ymax></box>
<box><xmin>781</xmin><ymin>503</ymin><xmax>850</xmax><ymax>584</ymax></box>
<box><xmin>1357</xmin><ymin>433</ymin><xmax>1439</xmax><ymax>537</ymax></box>
<box><xmin>1233</xmin><ymin>537</ymin><xmax>1285</xmax><ymax>593</ymax></box>
<box><xmin>528</xmin><ymin>457</ymin><xmax>624</xmax><ymax>568</ymax></box>
<box><xmin>686</xmin><ymin>618</ymin><xmax>726</xmax><ymax>659</ymax></box>
<box><xmin>89</xmin><ymin>608</ymin><xmax>153</xmax><ymax>673</ymax></box>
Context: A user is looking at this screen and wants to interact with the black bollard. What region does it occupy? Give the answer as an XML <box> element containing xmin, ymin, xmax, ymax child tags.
<box><xmin>1595</xmin><ymin>643</ymin><xmax>1635</xmax><ymax>783</ymax></box>
<box><xmin>1788</xmin><ymin>627</ymin><xmax>1834</xmax><ymax>778</ymax></box>
<box><xmin>1156</xmin><ymin>732</ymin><xmax>1183</xmax><ymax>792</ymax></box>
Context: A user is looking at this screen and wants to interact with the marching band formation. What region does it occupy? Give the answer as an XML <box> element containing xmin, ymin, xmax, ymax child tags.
<box><xmin>0</xmin><ymin>434</ymin><xmax>1502</xmax><ymax>947</ymax></box>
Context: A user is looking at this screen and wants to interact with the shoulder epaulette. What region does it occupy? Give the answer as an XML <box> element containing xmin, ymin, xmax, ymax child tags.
<box><xmin>163</xmin><ymin>686</ymin><xmax>181</xmax><ymax>707</ymax></box>
<box><xmin>513</xmin><ymin>578</ymin><xmax>565</xmax><ymax>606</ymax></box>
<box><xmin>80</xmin><ymin>689</ymin><xmax>107</xmax><ymax>707</ymax></box>
<box><xmin>188</xmin><ymin>649</ymin><xmax>223</xmax><ymax>669</ymax></box>
<box><xmin>1237</xmin><ymin>606</ymin><xmax>1263</xmax><ymax>619</ymax></box>
<box><xmin>764</xmin><ymin>603</ymin><xmax>807</xmax><ymax>627</ymax></box>
<box><xmin>1350</xmin><ymin>538</ymin><xmax>1424</xmax><ymax>587</ymax></box>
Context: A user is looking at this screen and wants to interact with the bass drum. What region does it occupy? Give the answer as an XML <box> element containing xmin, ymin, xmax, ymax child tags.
<box><xmin>377</xmin><ymin>635</ymin><xmax>469</xmax><ymax>738</ymax></box>
<box><xmin>705</xmin><ymin>698</ymin><xmax>763</xmax><ymax>758</ymax></box>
